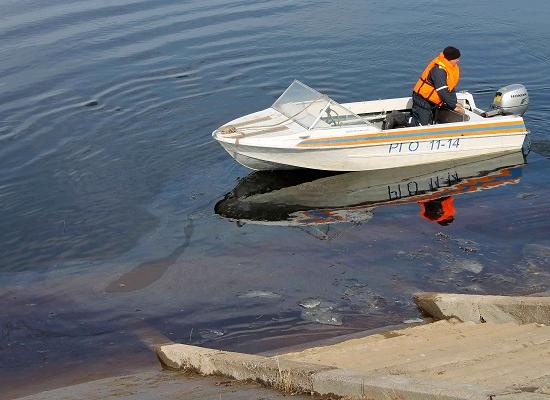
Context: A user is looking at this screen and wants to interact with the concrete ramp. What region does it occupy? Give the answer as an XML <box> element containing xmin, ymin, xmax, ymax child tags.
<box><xmin>157</xmin><ymin>294</ymin><xmax>550</xmax><ymax>399</ymax></box>
<box><xmin>414</xmin><ymin>292</ymin><xmax>550</xmax><ymax>324</ymax></box>
<box><xmin>279</xmin><ymin>319</ymin><xmax>550</xmax><ymax>397</ymax></box>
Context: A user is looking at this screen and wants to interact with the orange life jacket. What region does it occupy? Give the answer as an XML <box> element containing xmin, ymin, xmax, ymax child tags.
<box><xmin>413</xmin><ymin>53</ymin><xmax>460</xmax><ymax>107</ymax></box>
<box><xmin>418</xmin><ymin>197</ymin><xmax>455</xmax><ymax>223</ymax></box>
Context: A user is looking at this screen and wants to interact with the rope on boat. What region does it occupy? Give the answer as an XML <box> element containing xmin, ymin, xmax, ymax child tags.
<box><xmin>220</xmin><ymin>125</ymin><xmax>238</xmax><ymax>135</ymax></box>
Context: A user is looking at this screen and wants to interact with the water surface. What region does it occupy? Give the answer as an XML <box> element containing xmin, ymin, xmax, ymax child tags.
<box><xmin>1</xmin><ymin>0</ymin><xmax>549</xmax><ymax>398</ymax></box>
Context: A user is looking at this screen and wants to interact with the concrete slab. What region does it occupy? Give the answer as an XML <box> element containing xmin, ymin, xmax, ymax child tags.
<box><xmin>157</xmin><ymin>343</ymin><xmax>334</xmax><ymax>393</ymax></box>
<box><xmin>279</xmin><ymin>320</ymin><xmax>550</xmax><ymax>394</ymax></box>
<box><xmin>156</xmin><ymin>295</ymin><xmax>550</xmax><ymax>399</ymax></box>
<box><xmin>157</xmin><ymin>342</ymin><xmax>494</xmax><ymax>400</ymax></box>
<box><xmin>414</xmin><ymin>293</ymin><xmax>550</xmax><ymax>324</ymax></box>
<box><xmin>311</xmin><ymin>369</ymin><xmax>490</xmax><ymax>400</ymax></box>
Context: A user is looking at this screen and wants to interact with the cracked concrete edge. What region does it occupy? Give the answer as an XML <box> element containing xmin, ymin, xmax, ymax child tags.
<box><xmin>414</xmin><ymin>293</ymin><xmax>550</xmax><ymax>325</ymax></box>
<box><xmin>157</xmin><ymin>343</ymin><xmax>335</xmax><ymax>393</ymax></box>
<box><xmin>156</xmin><ymin>344</ymin><xmax>494</xmax><ymax>400</ymax></box>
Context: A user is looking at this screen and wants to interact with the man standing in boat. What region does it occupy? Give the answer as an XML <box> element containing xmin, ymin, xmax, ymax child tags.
<box><xmin>410</xmin><ymin>46</ymin><xmax>464</xmax><ymax>126</ymax></box>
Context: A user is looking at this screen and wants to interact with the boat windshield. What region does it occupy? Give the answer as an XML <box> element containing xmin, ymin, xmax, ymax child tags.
<box><xmin>272</xmin><ymin>80</ymin><xmax>373</xmax><ymax>130</ymax></box>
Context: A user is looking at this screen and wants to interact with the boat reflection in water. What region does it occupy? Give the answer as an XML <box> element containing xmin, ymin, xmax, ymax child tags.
<box><xmin>215</xmin><ymin>151</ymin><xmax>526</xmax><ymax>226</ymax></box>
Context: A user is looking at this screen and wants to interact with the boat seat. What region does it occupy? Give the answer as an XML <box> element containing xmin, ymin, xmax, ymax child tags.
<box><xmin>383</xmin><ymin>110</ymin><xmax>411</xmax><ymax>130</ymax></box>
<box><xmin>434</xmin><ymin>108</ymin><xmax>469</xmax><ymax>124</ymax></box>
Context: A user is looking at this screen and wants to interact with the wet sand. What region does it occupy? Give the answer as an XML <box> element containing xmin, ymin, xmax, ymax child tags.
<box><xmin>15</xmin><ymin>370</ymin><xmax>329</xmax><ymax>400</ymax></box>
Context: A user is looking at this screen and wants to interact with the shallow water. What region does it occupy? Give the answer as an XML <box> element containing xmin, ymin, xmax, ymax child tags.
<box><xmin>1</xmin><ymin>0</ymin><xmax>550</xmax><ymax>397</ymax></box>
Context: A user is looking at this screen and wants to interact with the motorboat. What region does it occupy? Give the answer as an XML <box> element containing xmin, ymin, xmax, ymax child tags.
<box><xmin>212</xmin><ymin>80</ymin><xmax>529</xmax><ymax>171</ymax></box>
<box><xmin>214</xmin><ymin>151</ymin><xmax>525</xmax><ymax>226</ymax></box>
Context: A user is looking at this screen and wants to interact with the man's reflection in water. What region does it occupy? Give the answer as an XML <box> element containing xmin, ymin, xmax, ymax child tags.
<box><xmin>418</xmin><ymin>196</ymin><xmax>455</xmax><ymax>226</ymax></box>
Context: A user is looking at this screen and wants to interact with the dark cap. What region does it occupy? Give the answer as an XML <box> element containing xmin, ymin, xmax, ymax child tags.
<box><xmin>443</xmin><ymin>46</ymin><xmax>461</xmax><ymax>61</ymax></box>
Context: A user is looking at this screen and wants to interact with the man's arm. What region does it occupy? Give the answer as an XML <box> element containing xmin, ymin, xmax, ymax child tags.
<box><xmin>429</xmin><ymin>67</ymin><xmax>462</xmax><ymax>111</ymax></box>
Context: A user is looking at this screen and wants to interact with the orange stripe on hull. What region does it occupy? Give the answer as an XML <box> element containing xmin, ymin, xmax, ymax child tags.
<box><xmin>297</xmin><ymin>128</ymin><xmax>526</xmax><ymax>148</ymax></box>
<box><xmin>300</xmin><ymin>120</ymin><xmax>525</xmax><ymax>144</ymax></box>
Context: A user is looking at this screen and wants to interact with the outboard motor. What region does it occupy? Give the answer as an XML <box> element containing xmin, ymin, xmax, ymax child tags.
<box><xmin>485</xmin><ymin>84</ymin><xmax>529</xmax><ymax>117</ymax></box>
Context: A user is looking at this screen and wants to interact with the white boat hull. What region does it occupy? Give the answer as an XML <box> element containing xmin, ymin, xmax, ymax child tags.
<box><xmin>219</xmin><ymin>133</ymin><xmax>526</xmax><ymax>171</ymax></box>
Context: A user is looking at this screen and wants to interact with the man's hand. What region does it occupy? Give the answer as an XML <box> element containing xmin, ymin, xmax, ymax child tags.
<box><xmin>454</xmin><ymin>103</ymin><xmax>465</xmax><ymax>114</ymax></box>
